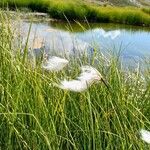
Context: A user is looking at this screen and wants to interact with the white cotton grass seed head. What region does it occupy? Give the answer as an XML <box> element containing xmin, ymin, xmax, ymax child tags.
<box><xmin>42</xmin><ymin>56</ymin><xmax>69</xmax><ymax>72</ymax></box>
<box><xmin>78</xmin><ymin>66</ymin><xmax>102</xmax><ymax>81</ymax></box>
<box><xmin>58</xmin><ymin>65</ymin><xmax>107</xmax><ymax>92</ymax></box>
<box><xmin>59</xmin><ymin>79</ymin><xmax>89</xmax><ymax>92</ymax></box>
<box><xmin>140</xmin><ymin>129</ymin><xmax>150</xmax><ymax>144</ymax></box>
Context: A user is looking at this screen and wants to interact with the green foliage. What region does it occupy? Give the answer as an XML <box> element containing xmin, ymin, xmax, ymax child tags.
<box><xmin>0</xmin><ymin>11</ymin><xmax>150</xmax><ymax>149</ymax></box>
<box><xmin>142</xmin><ymin>7</ymin><xmax>150</xmax><ymax>15</ymax></box>
<box><xmin>0</xmin><ymin>0</ymin><xmax>150</xmax><ymax>26</ymax></box>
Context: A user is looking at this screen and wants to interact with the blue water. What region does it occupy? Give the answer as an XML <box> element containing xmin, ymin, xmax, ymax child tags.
<box><xmin>76</xmin><ymin>28</ymin><xmax>150</xmax><ymax>58</ymax></box>
<box><xmin>22</xmin><ymin>21</ymin><xmax>150</xmax><ymax>63</ymax></box>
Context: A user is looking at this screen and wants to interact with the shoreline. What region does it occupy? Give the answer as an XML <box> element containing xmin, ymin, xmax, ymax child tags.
<box><xmin>3</xmin><ymin>10</ymin><xmax>150</xmax><ymax>30</ymax></box>
<box><xmin>0</xmin><ymin>0</ymin><xmax>150</xmax><ymax>27</ymax></box>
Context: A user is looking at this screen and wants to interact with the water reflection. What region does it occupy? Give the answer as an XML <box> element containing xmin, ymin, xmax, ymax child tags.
<box><xmin>92</xmin><ymin>29</ymin><xmax>121</xmax><ymax>39</ymax></box>
<box><xmin>20</xmin><ymin>20</ymin><xmax>150</xmax><ymax>65</ymax></box>
<box><xmin>21</xmin><ymin>22</ymin><xmax>93</xmax><ymax>58</ymax></box>
<box><xmin>76</xmin><ymin>28</ymin><xmax>150</xmax><ymax>59</ymax></box>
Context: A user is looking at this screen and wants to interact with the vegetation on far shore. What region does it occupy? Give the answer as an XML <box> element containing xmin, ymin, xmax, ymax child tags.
<box><xmin>0</xmin><ymin>10</ymin><xmax>150</xmax><ymax>149</ymax></box>
<box><xmin>0</xmin><ymin>0</ymin><xmax>150</xmax><ymax>26</ymax></box>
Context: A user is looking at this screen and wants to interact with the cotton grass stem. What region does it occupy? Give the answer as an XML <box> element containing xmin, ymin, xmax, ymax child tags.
<box><xmin>87</xmin><ymin>92</ymin><xmax>95</xmax><ymax>150</ymax></box>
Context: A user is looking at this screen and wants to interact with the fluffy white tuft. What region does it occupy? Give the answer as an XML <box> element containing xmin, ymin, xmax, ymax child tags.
<box><xmin>59</xmin><ymin>79</ymin><xmax>88</xmax><ymax>92</ymax></box>
<box><xmin>140</xmin><ymin>129</ymin><xmax>150</xmax><ymax>144</ymax></box>
<box><xmin>58</xmin><ymin>66</ymin><xmax>102</xmax><ymax>92</ymax></box>
<box><xmin>42</xmin><ymin>56</ymin><xmax>69</xmax><ymax>71</ymax></box>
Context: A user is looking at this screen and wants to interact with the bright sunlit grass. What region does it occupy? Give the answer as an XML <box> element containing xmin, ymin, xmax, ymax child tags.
<box><xmin>0</xmin><ymin>0</ymin><xmax>150</xmax><ymax>26</ymax></box>
<box><xmin>0</xmin><ymin>10</ymin><xmax>150</xmax><ymax>149</ymax></box>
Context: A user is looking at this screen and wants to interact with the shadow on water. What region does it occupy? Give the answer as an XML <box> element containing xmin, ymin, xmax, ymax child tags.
<box><xmin>49</xmin><ymin>21</ymin><xmax>150</xmax><ymax>33</ymax></box>
<box><xmin>24</xmin><ymin>18</ymin><xmax>150</xmax><ymax>32</ymax></box>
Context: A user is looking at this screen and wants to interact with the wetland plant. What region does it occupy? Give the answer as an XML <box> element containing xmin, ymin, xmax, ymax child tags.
<box><xmin>58</xmin><ymin>66</ymin><xmax>107</xmax><ymax>92</ymax></box>
<box><xmin>42</xmin><ymin>56</ymin><xmax>69</xmax><ymax>72</ymax></box>
<box><xmin>0</xmin><ymin>10</ymin><xmax>150</xmax><ymax>149</ymax></box>
<box><xmin>140</xmin><ymin>129</ymin><xmax>150</xmax><ymax>144</ymax></box>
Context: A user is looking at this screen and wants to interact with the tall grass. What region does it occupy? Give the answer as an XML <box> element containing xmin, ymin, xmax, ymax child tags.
<box><xmin>0</xmin><ymin>0</ymin><xmax>150</xmax><ymax>26</ymax></box>
<box><xmin>0</xmin><ymin>11</ymin><xmax>150</xmax><ymax>149</ymax></box>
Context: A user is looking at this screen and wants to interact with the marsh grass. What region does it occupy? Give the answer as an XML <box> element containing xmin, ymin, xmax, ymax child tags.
<box><xmin>0</xmin><ymin>11</ymin><xmax>150</xmax><ymax>149</ymax></box>
<box><xmin>0</xmin><ymin>0</ymin><xmax>150</xmax><ymax>26</ymax></box>
<box><xmin>142</xmin><ymin>8</ymin><xmax>150</xmax><ymax>15</ymax></box>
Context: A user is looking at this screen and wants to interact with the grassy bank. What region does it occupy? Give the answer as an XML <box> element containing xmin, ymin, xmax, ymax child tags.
<box><xmin>0</xmin><ymin>0</ymin><xmax>150</xmax><ymax>26</ymax></box>
<box><xmin>142</xmin><ymin>7</ymin><xmax>150</xmax><ymax>15</ymax></box>
<box><xmin>0</xmin><ymin>11</ymin><xmax>150</xmax><ymax>149</ymax></box>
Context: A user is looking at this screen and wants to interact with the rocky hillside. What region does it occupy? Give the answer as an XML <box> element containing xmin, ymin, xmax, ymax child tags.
<box><xmin>86</xmin><ymin>0</ymin><xmax>150</xmax><ymax>6</ymax></box>
<box><xmin>129</xmin><ymin>0</ymin><xmax>150</xmax><ymax>6</ymax></box>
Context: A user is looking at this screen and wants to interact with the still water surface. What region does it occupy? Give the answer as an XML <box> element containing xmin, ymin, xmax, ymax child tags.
<box><xmin>21</xmin><ymin>20</ymin><xmax>150</xmax><ymax>65</ymax></box>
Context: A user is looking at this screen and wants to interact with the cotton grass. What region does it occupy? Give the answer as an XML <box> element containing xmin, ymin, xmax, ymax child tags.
<box><xmin>42</xmin><ymin>56</ymin><xmax>69</xmax><ymax>72</ymax></box>
<box><xmin>58</xmin><ymin>66</ymin><xmax>107</xmax><ymax>92</ymax></box>
<box><xmin>140</xmin><ymin>129</ymin><xmax>150</xmax><ymax>144</ymax></box>
<box><xmin>1</xmin><ymin>10</ymin><xmax>150</xmax><ymax>150</ymax></box>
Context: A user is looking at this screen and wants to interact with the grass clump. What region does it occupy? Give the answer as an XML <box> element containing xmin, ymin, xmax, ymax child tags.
<box><xmin>0</xmin><ymin>0</ymin><xmax>150</xmax><ymax>26</ymax></box>
<box><xmin>142</xmin><ymin>7</ymin><xmax>150</xmax><ymax>15</ymax></box>
<box><xmin>86</xmin><ymin>6</ymin><xmax>150</xmax><ymax>26</ymax></box>
<box><xmin>47</xmin><ymin>1</ymin><xmax>88</xmax><ymax>20</ymax></box>
<box><xmin>0</xmin><ymin>11</ymin><xmax>150</xmax><ymax>149</ymax></box>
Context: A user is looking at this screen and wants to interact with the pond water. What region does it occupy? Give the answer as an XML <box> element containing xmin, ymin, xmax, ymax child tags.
<box><xmin>20</xmin><ymin>20</ymin><xmax>150</xmax><ymax>66</ymax></box>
